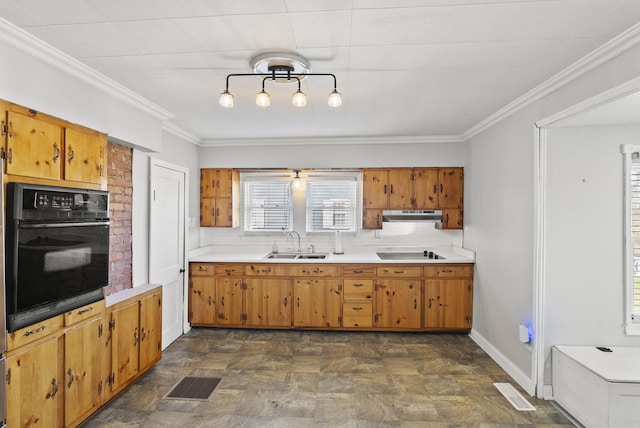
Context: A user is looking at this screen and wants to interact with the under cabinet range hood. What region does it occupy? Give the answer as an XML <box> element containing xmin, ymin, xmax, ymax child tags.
<box><xmin>382</xmin><ymin>210</ymin><xmax>442</xmax><ymax>223</ymax></box>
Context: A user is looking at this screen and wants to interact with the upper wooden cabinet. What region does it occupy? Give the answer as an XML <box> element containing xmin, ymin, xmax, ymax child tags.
<box><xmin>64</xmin><ymin>127</ymin><xmax>106</xmax><ymax>185</ymax></box>
<box><xmin>200</xmin><ymin>168</ymin><xmax>239</xmax><ymax>227</ymax></box>
<box><xmin>362</xmin><ymin>167</ymin><xmax>463</xmax><ymax>230</ymax></box>
<box><xmin>1</xmin><ymin>101</ymin><xmax>107</xmax><ymax>188</ymax></box>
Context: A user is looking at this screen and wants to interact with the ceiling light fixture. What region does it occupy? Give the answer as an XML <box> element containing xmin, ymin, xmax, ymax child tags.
<box><xmin>219</xmin><ymin>52</ymin><xmax>342</xmax><ymax>108</ymax></box>
<box><xmin>293</xmin><ymin>170</ymin><xmax>303</xmax><ymax>189</ymax></box>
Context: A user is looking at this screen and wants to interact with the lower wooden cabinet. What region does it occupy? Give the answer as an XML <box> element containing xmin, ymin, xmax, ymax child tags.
<box><xmin>6</xmin><ymin>333</ymin><xmax>64</xmax><ymax>428</ymax></box>
<box><xmin>4</xmin><ymin>286</ymin><xmax>163</xmax><ymax>428</ymax></box>
<box><xmin>108</xmin><ymin>287</ymin><xmax>163</xmax><ymax>397</ymax></box>
<box><xmin>188</xmin><ymin>262</ymin><xmax>474</xmax><ymax>332</ymax></box>
<box><xmin>64</xmin><ymin>316</ymin><xmax>104</xmax><ymax>427</ymax></box>
<box><xmin>374</xmin><ymin>279</ymin><xmax>422</xmax><ymax>329</ymax></box>
<box><xmin>293</xmin><ymin>278</ymin><xmax>342</xmax><ymax>328</ymax></box>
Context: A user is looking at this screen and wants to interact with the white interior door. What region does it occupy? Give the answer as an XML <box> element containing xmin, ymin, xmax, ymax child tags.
<box><xmin>149</xmin><ymin>159</ymin><xmax>186</xmax><ymax>349</ymax></box>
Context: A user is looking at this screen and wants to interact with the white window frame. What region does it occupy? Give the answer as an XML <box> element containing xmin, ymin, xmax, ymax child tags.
<box><xmin>305</xmin><ymin>172</ymin><xmax>360</xmax><ymax>234</ymax></box>
<box><xmin>241</xmin><ymin>172</ymin><xmax>293</xmax><ymax>234</ymax></box>
<box><xmin>622</xmin><ymin>144</ymin><xmax>640</xmax><ymax>335</ymax></box>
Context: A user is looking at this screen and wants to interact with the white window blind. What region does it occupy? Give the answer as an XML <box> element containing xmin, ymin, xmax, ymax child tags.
<box><xmin>630</xmin><ymin>153</ymin><xmax>640</xmax><ymax>321</ymax></box>
<box><xmin>243</xmin><ymin>179</ymin><xmax>292</xmax><ymax>232</ymax></box>
<box><xmin>306</xmin><ymin>178</ymin><xmax>357</xmax><ymax>232</ymax></box>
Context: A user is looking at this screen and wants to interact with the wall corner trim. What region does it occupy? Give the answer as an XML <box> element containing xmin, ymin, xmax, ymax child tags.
<box><xmin>468</xmin><ymin>329</ymin><xmax>536</xmax><ymax>396</ymax></box>
<box><xmin>0</xmin><ymin>16</ymin><xmax>175</xmax><ymax>121</ymax></box>
<box><xmin>163</xmin><ymin>121</ymin><xmax>202</xmax><ymax>145</ymax></box>
<box><xmin>462</xmin><ymin>22</ymin><xmax>640</xmax><ymax>141</ymax></box>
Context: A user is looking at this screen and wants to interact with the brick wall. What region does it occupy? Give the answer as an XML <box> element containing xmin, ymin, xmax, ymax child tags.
<box><xmin>106</xmin><ymin>142</ymin><xmax>133</xmax><ymax>295</ymax></box>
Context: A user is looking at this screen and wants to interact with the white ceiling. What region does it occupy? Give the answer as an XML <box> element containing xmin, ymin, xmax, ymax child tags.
<box><xmin>1</xmin><ymin>0</ymin><xmax>640</xmax><ymax>144</ymax></box>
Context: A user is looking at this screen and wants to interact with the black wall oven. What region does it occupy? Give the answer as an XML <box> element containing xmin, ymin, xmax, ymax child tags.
<box><xmin>5</xmin><ymin>182</ymin><xmax>109</xmax><ymax>332</ymax></box>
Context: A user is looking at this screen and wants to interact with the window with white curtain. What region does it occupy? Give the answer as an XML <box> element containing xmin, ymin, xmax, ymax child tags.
<box><xmin>243</xmin><ymin>174</ymin><xmax>292</xmax><ymax>233</ymax></box>
<box><xmin>622</xmin><ymin>145</ymin><xmax>640</xmax><ymax>334</ymax></box>
<box><xmin>306</xmin><ymin>175</ymin><xmax>358</xmax><ymax>233</ymax></box>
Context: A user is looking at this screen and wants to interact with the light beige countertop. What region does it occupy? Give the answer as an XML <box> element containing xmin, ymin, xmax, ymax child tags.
<box><xmin>188</xmin><ymin>245</ymin><xmax>475</xmax><ymax>264</ymax></box>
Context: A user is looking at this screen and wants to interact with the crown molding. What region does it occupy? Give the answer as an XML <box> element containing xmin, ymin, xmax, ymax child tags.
<box><xmin>0</xmin><ymin>17</ymin><xmax>174</xmax><ymax>121</ymax></box>
<box><xmin>162</xmin><ymin>122</ymin><xmax>202</xmax><ymax>145</ymax></box>
<box><xmin>199</xmin><ymin>134</ymin><xmax>465</xmax><ymax>147</ymax></box>
<box><xmin>462</xmin><ymin>22</ymin><xmax>640</xmax><ymax>141</ymax></box>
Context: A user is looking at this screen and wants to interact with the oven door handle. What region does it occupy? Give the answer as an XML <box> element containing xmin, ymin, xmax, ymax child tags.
<box><xmin>19</xmin><ymin>221</ymin><xmax>110</xmax><ymax>228</ymax></box>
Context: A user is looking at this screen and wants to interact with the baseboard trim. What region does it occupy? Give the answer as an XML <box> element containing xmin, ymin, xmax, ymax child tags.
<box><xmin>469</xmin><ymin>329</ymin><xmax>536</xmax><ymax>396</ymax></box>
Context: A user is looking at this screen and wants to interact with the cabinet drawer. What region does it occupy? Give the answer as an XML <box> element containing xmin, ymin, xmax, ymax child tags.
<box><xmin>344</xmin><ymin>280</ymin><xmax>374</xmax><ymax>301</ymax></box>
<box><xmin>190</xmin><ymin>263</ymin><xmax>215</xmax><ymax>276</ymax></box>
<box><xmin>342</xmin><ymin>302</ymin><xmax>373</xmax><ymax>327</ymax></box>
<box><xmin>343</xmin><ymin>266</ymin><xmax>375</xmax><ymax>277</ymax></box>
<box><xmin>245</xmin><ymin>264</ymin><xmax>292</xmax><ymax>276</ymax></box>
<box><xmin>65</xmin><ymin>299</ymin><xmax>105</xmax><ymax>326</ymax></box>
<box><xmin>289</xmin><ymin>265</ymin><xmax>342</xmax><ymax>277</ymax></box>
<box><xmin>215</xmin><ymin>264</ymin><xmax>244</xmax><ymax>276</ymax></box>
<box><xmin>376</xmin><ymin>266</ymin><xmax>422</xmax><ymax>278</ymax></box>
<box><xmin>423</xmin><ymin>265</ymin><xmax>473</xmax><ymax>278</ymax></box>
<box><xmin>6</xmin><ymin>314</ymin><xmax>64</xmax><ymax>351</ymax></box>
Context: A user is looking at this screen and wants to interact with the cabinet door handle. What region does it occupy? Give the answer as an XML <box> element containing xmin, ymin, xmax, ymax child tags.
<box><xmin>390</xmin><ymin>184</ymin><xmax>394</xmax><ymax>194</ymax></box>
<box><xmin>208</xmin><ymin>296</ymin><xmax>212</xmax><ymax>306</ymax></box>
<box><xmin>49</xmin><ymin>378</ymin><xmax>59</xmax><ymax>399</ymax></box>
<box><xmin>297</xmin><ymin>297</ymin><xmax>300</xmax><ymax>307</ymax></box>
<box><xmin>440</xmin><ymin>183</ymin><xmax>443</xmax><ymax>193</ymax></box>
<box><xmin>133</xmin><ymin>330</ymin><xmax>139</xmax><ymax>346</ymax></box>
<box><xmin>24</xmin><ymin>325</ymin><xmax>46</xmax><ymax>337</ymax></box>
<box><xmin>383</xmin><ymin>184</ymin><xmax>387</xmax><ymax>194</ymax></box>
<box><xmin>67</xmin><ymin>145</ymin><xmax>75</xmax><ymax>164</ymax></box>
<box><xmin>52</xmin><ymin>142</ymin><xmax>60</xmax><ymax>163</ymax></box>
<box><xmin>67</xmin><ymin>368</ymin><xmax>76</xmax><ymax>388</ymax></box>
<box><xmin>352</xmin><ymin>307</ymin><xmax>363</xmax><ymax>311</ymax></box>
<box><xmin>414</xmin><ymin>299</ymin><xmax>418</xmax><ymax>310</ymax></box>
<box><xmin>353</xmin><ymin>270</ymin><xmax>363</xmax><ymax>274</ymax></box>
<box><xmin>77</xmin><ymin>306</ymin><xmax>94</xmax><ymax>315</ymax></box>
<box><xmin>433</xmin><ymin>184</ymin><xmax>437</xmax><ymax>194</ymax></box>
<box><xmin>216</xmin><ymin>208</ymin><xmax>220</xmax><ymax>217</ymax></box>
<box><xmin>6</xmin><ymin>147</ymin><xmax>12</xmax><ymax>164</ymax></box>
<box><xmin>393</xmin><ymin>270</ymin><xmax>405</xmax><ymax>274</ymax></box>
<box><xmin>140</xmin><ymin>327</ymin><xmax>147</xmax><ymax>341</ymax></box>
<box><xmin>353</xmin><ymin>283</ymin><xmax>364</xmax><ymax>287</ymax></box>
<box><xmin>221</xmin><ymin>296</ymin><xmax>225</xmax><ymax>306</ymax></box>
<box><xmin>283</xmin><ymin>297</ymin><xmax>288</xmax><ymax>307</ymax></box>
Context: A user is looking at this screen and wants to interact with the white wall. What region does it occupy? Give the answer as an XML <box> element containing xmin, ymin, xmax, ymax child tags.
<box><xmin>465</xmin><ymin>40</ymin><xmax>640</xmax><ymax>395</ymax></box>
<box><xmin>196</xmin><ymin>141</ymin><xmax>467</xmax><ymax>253</ymax></box>
<box><xmin>132</xmin><ymin>131</ymin><xmax>200</xmax><ymax>286</ymax></box>
<box><xmin>0</xmin><ymin>22</ymin><xmax>166</xmax><ymax>152</ymax></box>
<box><xmin>543</xmin><ymin>125</ymin><xmax>640</xmax><ymax>385</ymax></box>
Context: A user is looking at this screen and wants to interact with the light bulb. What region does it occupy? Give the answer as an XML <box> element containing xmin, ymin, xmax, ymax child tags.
<box><xmin>292</xmin><ymin>89</ymin><xmax>307</xmax><ymax>107</ymax></box>
<box><xmin>219</xmin><ymin>90</ymin><xmax>234</xmax><ymax>108</ymax></box>
<box><xmin>328</xmin><ymin>89</ymin><xmax>342</xmax><ymax>107</ymax></box>
<box><xmin>256</xmin><ymin>90</ymin><xmax>270</xmax><ymax>107</ymax></box>
<box><xmin>293</xmin><ymin>171</ymin><xmax>303</xmax><ymax>189</ymax></box>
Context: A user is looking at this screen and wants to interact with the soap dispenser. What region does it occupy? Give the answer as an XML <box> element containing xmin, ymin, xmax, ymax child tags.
<box><xmin>272</xmin><ymin>241</ymin><xmax>278</xmax><ymax>254</ymax></box>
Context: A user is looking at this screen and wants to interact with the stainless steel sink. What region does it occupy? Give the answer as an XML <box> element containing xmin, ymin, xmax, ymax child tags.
<box><xmin>264</xmin><ymin>253</ymin><xmax>328</xmax><ymax>260</ymax></box>
<box><xmin>296</xmin><ymin>254</ymin><xmax>327</xmax><ymax>259</ymax></box>
<box><xmin>265</xmin><ymin>253</ymin><xmax>298</xmax><ymax>259</ymax></box>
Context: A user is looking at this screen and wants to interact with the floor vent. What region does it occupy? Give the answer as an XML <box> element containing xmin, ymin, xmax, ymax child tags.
<box><xmin>165</xmin><ymin>377</ymin><xmax>221</xmax><ymax>401</ymax></box>
<box><xmin>493</xmin><ymin>383</ymin><xmax>536</xmax><ymax>411</ymax></box>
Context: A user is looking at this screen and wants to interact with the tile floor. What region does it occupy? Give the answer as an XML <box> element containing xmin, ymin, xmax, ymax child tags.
<box><xmin>82</xmin><ymin>328</ymin><xmax>575</xmax><ymax>427</ymax></box>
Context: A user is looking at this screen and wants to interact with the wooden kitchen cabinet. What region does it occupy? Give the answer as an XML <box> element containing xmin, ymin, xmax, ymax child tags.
<box><xmin>6</xmin><ymin>334</ymin><xmax>64</xmax><ymax>428</ymax></box>
<box><xmin>4</xmin><ymin>108</ymin><xmax>63</xmax><ymax>181</ymax></box>
<box><xmin>108</xmin><ymin>287</ymin><xmax>162</xmax><ymax>396</ymax></box>
<box><xmin>64</xmin><ymin>316</ymin><xmax>104</xmax><ymax>427</ymax></box>
<box><xmin>438</xmin><ymin>167</ymin><xmax>464</xmax><ymax>230</ymax></box>
<box><xmin>424</xmin><ymin>264</ymin><xmax>473</xmax><ymax>330</ymax></box>
<box><xmin>362</xmin><ymin>167</ymin><xmax>453</xmax><ymax>229</ymax></box>
<box><xmin>245</xmin><ymin>278</ymin><xmax>292</xmax><ymax>327</ymax></box>
<box><xmin>188</xmin><ymin>261</ymin><xmax>473</xmax><ymax>332</ymax></box>
<box><xmin>375</xmin><ymin>266</ymin><xmax>422</xmax><ymax>329</ymax></box>
<box><xmin>200</xmin><ymin>168</ymin><xmax>239</xmax><ymax>227</ymax></box>
<box><xmin>342</xmin><ymin>271</ymin><xmax>374</xmax><ymax>328</ymax></box>
<box><xmin>2</xmin><ymin>101</ymin><xmax>108</xmax><ymax>188</ymax></box>
<box><xmin>375</xmin><ymin>279</ymin><xmax>422</xmax><ymax>329</ymax></box>
<box><xmin>64</xmin><ymin>127</ymin><xmax>106</xmax><ymax>185</ymax></box>
<box><xmin>293</xmin><ymin>278</ymin><xmax>342</xmax><ymax>328</ymax></box>
<box><xmin>189</xmin><ymin>277</ymin><xmax>216</xmax><ymax>325</ymax></box>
